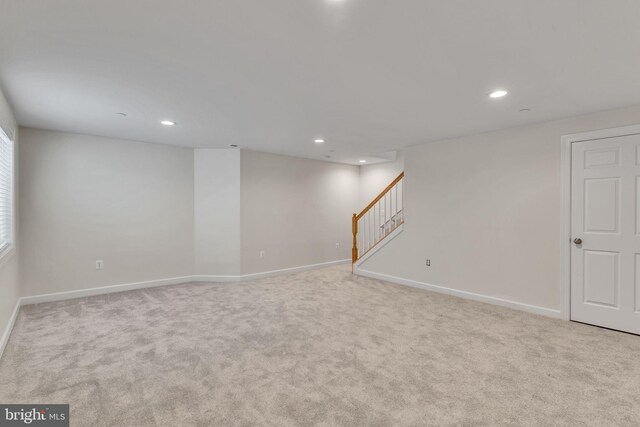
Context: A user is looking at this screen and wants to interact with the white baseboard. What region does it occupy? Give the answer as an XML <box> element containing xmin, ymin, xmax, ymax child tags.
<box><xmin>189</xmin><ymin>274</ymin><xmax>240</xmax><ymax>283</ymax></box>
<box><xmin>19</xmin><ymin>259</ymin><xmax>351</xmax><ymax>307</ymax></box>
<box><xmin>0</xmin><ymin>298</ymin><xmax>21</xmax><ymax>361</ymax></box>
<box><xmin>355</xmin><ymin>268</ymin><xmax>562</xmax><ymax>319</ymax></box>
<box><xmin>20</xmin><ymin>275</ymin><xmax>195</xmax><ymax>306</ymax></box>
<box><xmin>193</xmin><ymin>259</ymin><xmax>350</xmax><ymax>282</ymax></box>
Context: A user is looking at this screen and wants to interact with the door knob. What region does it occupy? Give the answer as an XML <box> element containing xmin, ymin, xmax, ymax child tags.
<box><xmin>573</xmin><ymin>238</ymin><xmax>582</xmax><ymax>245</ymax></box>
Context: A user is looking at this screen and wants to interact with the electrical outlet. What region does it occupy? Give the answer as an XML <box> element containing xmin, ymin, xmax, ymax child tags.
<box><xmin>260</xmin><ymin>250</ymin><xmax>266</xmax><ymax>258</ymax></box>
<box><xmin>335</xmin><ymin>243</ymin><xmax>340</xmax><ymax>249</ymax></box>
<box><xmin>95</xmin><ymin>260</ymin><xmax>104</xmax><ymax>270</ymax></box>
<box><xmin>425</xmin><ymin>259</ymin><xmax>431</xmax><ymax>267</ymax></box>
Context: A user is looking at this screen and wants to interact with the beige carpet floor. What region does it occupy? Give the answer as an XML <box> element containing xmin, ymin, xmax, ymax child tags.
<box><xmin>1</xmin><ymin>265</ymin><xmax>639</xmax><ymax>426</ymax></box>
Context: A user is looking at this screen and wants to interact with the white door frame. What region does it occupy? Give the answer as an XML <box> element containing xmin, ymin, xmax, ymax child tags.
<box><xmin>560</xmin><ymin>124</ymin><xmax>640</xmax><ymax>321</ymax></box>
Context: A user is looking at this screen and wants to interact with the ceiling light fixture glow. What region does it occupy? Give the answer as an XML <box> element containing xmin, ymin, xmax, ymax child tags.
<box><xmin>160</xmin><ymin>120</ymin><xmax>176</xmax><ymax>126</ymax></box>
<box><xmin>314</xmin><ymin>138</ymin><xmax>325</xmax><ymax>144</ymax></box>
<box><xmin>359</xmin><ymin>160</ymin><xmax>367</xmax><ymax>163</ymax></box>
<box><xmin>489</xmin><ymin>90</ymin><xmax>508</xmax><ymax>98</ymax></box>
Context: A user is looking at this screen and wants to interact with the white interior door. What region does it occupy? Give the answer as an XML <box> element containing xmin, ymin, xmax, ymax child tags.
<box><xmin>571</xmin><ymin>133</ymin><xmax>640</xmax><ymax>334</ymax></box>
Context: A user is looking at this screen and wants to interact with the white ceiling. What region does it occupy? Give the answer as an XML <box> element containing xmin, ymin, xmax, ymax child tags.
<box><xmin>1</xmin><ymin>1</ymin><xmax>639</xmax><ymax>165</ymax></box>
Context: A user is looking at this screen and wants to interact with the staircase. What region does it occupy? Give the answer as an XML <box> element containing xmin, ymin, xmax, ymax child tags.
<box><xmin>352</xmin><ymin>172</ymin><xmax>404</xmax><ymax>268</ymax></box>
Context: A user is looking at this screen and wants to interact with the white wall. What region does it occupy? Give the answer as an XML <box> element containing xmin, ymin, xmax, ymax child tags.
<box><xmin>359</xmin><ymin>154</ymin><xmax>404</xmax><ymax>210</ymax></box>
<box><xmin>19</xmin><ymin>128</ymin><xmax>194</xmax><ymax>296</ymax></box>
<box><xmin>0</xmin><ymin>87</ymin><xmax>19</xmax><ymax>350</ymax></box>
<box><xmin>17</xmin><ymin>135</ymin><xmax>359</xmax><ymax>292</ymax></box>
<box><xmin>359</xmin><ymin>105</ymin><xmax>640</xmax><ymax>312</ymax></box>
<box><xmin>240</xmin><ymin>150</ymin><xmax>359</xmax><ymax>274</ymax></box>
<box><xmin>194</xmin><ymin>149</ymin><xmax>241</xmax><ymax>276</ymax></box>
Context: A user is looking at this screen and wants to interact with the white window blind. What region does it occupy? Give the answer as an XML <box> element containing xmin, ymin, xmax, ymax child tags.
<box><xmin>0</xmin><ymin>127</ymin><xmax>14</xmax><ymax>256</ymax></box>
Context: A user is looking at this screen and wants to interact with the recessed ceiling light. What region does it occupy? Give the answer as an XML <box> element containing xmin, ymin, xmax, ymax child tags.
<box><xmin>160</xmin><ymin>120</ymin><xmax>176</xmax><ymax>126</ymax></box>
<box><xmin>489</xmin><ymin>90</ymin><xmax>508</xmax><ymax>98</ymax></box>
<box><xmin>359</xmin><ymin>160</ymin><xmax>367</xmax><ymax>163</ymax></box>
<box><xmin>314</xmin><ymin>139</ymin><xmax>325</xmax><ymax>144</ymax></box>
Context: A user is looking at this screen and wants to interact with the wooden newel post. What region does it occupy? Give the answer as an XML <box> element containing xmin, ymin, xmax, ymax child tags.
<box><xmin>352</xmin><ymin>213</ymin><xmax>358</xmax><ymax>264</ymax></box>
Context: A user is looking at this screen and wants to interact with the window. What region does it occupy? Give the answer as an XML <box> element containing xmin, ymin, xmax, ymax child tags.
<box><xmin>0</xmin><ymin>127</ymin><xmax>14</xmax><ymax>257</ymax></box>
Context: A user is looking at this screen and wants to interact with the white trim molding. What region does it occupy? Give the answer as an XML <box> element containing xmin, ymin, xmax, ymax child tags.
<box><xmin>0</xmin><ymin>298</ymin><xmax>20</xmax><ymax>360</ymax></box>
<box><xmin>19</xmin><ymin>275</ymin><xmax>195</xmax><ymax>306</ymax></box>
<box><xmin>560</xmin><ymin>123</ymin><xmax>640</xmax><ymax>322</ymax></box>
<box><xmin>19</xmin><ymin>259</ymin><xmax>351</xmax><ymax>306</ymax></box>
<box><xmin>193</xmin><ymin>259</ymin><xmax>350</xmax><ymax>282</ymax></box>
<box><xmin>355</xmin><ymin>268</ymin><xmax>562</xmax><ymax>319</ymax></box>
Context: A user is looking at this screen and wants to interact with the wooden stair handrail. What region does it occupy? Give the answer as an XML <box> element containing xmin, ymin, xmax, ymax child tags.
<box><xmin>356</xmin><ymin>172</ymin><xmax>404</xmax><ymax>220</ymax></box>
<box><xmin>352</xmin><ymin>171</ymin><xmax>404</xmax><ymax>265</ymax></box>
